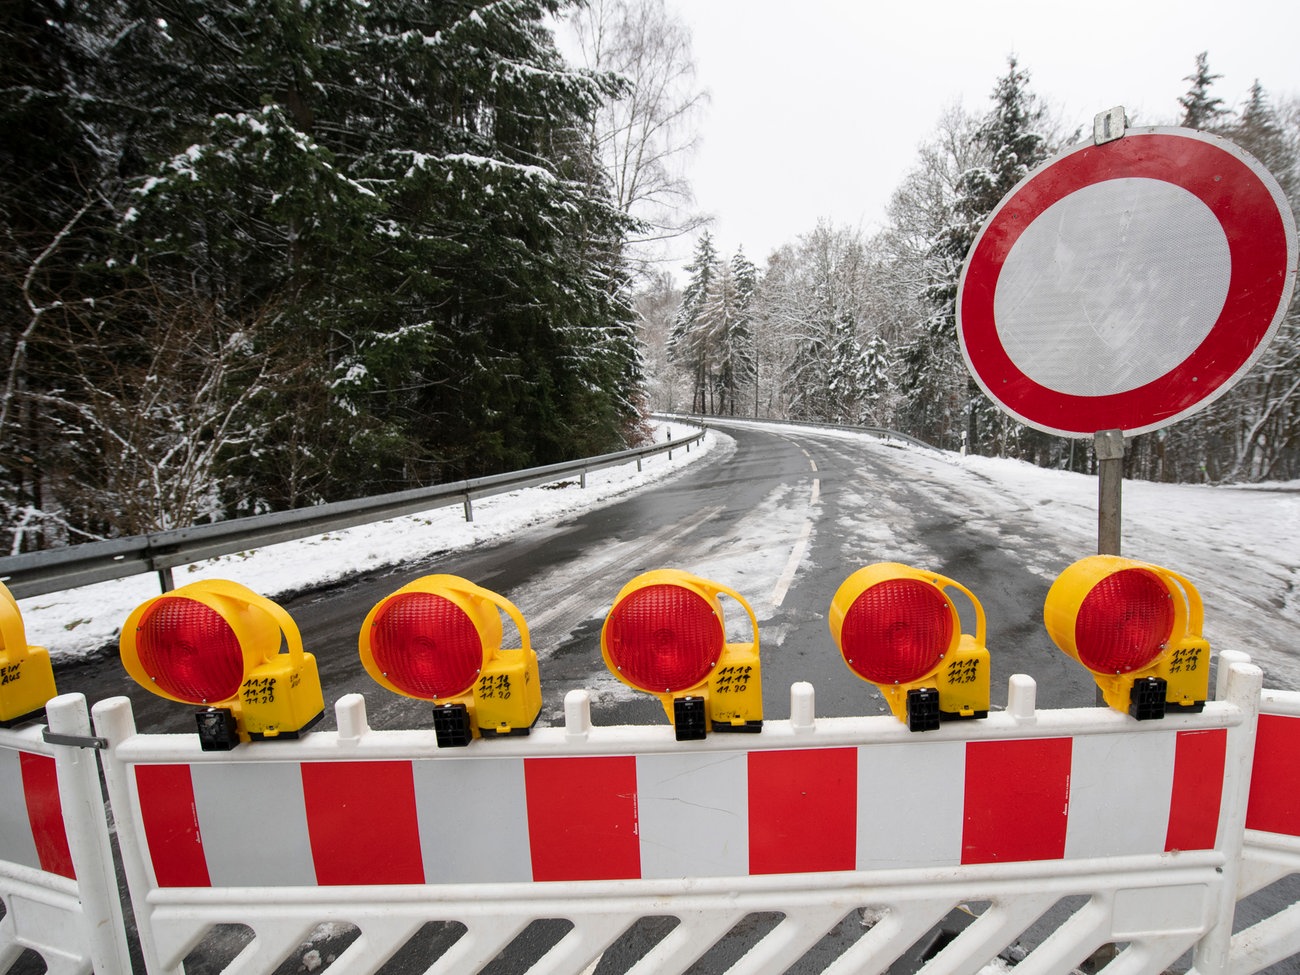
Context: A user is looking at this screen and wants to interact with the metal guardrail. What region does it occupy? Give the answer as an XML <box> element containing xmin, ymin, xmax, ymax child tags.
<box><xmin>0</xmin><ymin>427</ymin><xmax>706</xmax><ymax>600</ymax></box>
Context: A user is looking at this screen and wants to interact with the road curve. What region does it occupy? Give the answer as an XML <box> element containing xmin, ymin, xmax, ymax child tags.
<box><xmin>56</xmin><ymin>420</ymin><xmax>1100</xmax><ymax>734</ymax></box>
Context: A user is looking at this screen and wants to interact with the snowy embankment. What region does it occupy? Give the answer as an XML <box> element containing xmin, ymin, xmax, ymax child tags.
<box><xmin>20</xmin><ymin>424</ymin><xmax>719</xmax><ymax>662</ymax></box>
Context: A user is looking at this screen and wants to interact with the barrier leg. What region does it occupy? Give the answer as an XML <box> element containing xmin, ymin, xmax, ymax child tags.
<box><xmin>1191</xmin><ymin>661</ymin><xmax>1264</xmax><ymax>975</ymax></box>
<box><xmin>93</xmin><ymin>696</ymin><xmax>174</xmax><ymax>975</ymax></box>
<box><xmin>46</xmin><ymin>694</ymin><xmax>133</xmax><ymax>975</ymax></box>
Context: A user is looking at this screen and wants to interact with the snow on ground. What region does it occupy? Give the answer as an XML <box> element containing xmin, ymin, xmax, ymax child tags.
<box><xmin>965</xmin><ymin>445</ymin><xmax>1300</xmax><ymax>688</ymax></box>
<box><xmin>790</xmin><ymin>421</ymin><xmax>1300</xmax><ymax>689</ymax></box>
<box><xmin>17</xmin><ymin>421</ymin><xmax>1300</xmax><ymax>694</ymax></box>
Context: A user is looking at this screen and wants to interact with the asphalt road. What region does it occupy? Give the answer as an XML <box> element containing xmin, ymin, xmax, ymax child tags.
<box><xmin>36</xmin><ymin>419</ymin><xmax>1296</xmax><ymax>975</ymax></box>
<box><xmin>54</xmin><ymin>419</ymin><xmax>1101</xmax><ymax>733</ymax></box>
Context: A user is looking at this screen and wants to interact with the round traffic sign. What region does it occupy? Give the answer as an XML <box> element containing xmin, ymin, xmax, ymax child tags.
<box><xmin>958</xmin><ymin>127</ymin><xmax>1297</xmax><ymax>437</ymax></box>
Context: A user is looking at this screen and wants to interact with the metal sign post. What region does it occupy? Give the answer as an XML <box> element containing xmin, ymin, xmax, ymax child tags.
<box><xmin>1094</xmin><ymin>429</ymin><xmax>1124</xmax><ymax>556</ymax></box>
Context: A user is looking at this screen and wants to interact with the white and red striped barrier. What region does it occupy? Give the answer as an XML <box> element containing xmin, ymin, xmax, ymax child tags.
<box><xmin>87</xmin><ymin>664</ymin><xmax>1277</xmax><ymax>975</ymax></box>
<box><xmin>0</xmin><ymin>695</ymin><xmax>130</xmax><ymax>975</ymax></box>
<box><xmin>122</xmin><ymin>724</ymin><xmax>1230</xmax><ymax>889</ymax></box>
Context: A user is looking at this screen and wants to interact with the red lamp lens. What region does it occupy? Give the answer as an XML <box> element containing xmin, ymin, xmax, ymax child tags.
<box><xmin>605</xmin><ymin>584</ymin><xmax>723</xmax><ymax>692</ymax></box>
<box><xmin>840</xmin><ymin>578</ymin><xmax>952</xmax><ymax>684</ymax></box>
<box><xmin>369</xmin><ymin>592</ymin><xmax>485</xmax><ymax>698</ymax></box>
<box><xmin>136</xmin><ymin>597</ymin><xmax>245</xmax><ymax>703</ymax></box>
<box><xmin>1075</xmin><ymin>568</ymin><xmax>1174</xmax><ymax>674</ymax></box>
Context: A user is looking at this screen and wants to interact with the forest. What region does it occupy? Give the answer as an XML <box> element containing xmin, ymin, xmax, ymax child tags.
<box><xmin>655</xmin><ymin>52</ymin><xmax>1300</xmax><ymax>487</ymax></box>
<box><xmin>2</xmin><ymin>1</ymin><xmax>1296</xmax><ymax>556</ymax></box>
<box><xmin>1</xmin><ymin>0</ymin><xmax>646</xmax><ymax>552</ymax></box>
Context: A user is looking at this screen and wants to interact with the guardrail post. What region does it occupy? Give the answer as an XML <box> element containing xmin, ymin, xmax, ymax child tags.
<box><xmin>46</xmin><ymin>694</ymin><xmax>133</xmax><ymax>975</ymax></box>
<box><xmin>463</xmin><ymin>494</ymin><xmax>474</xmax><ymax>522</ymax></box>
<box><xmin>157</xmin><ymin>566</ymin><xmax>175</xmax><ymax>593</ymax></box>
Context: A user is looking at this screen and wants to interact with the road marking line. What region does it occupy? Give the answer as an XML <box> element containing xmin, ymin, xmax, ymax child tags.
<box><xmin>772</xmin><ymin>478</ymin><xmax>819</xmax><ymax>608</ymax></box>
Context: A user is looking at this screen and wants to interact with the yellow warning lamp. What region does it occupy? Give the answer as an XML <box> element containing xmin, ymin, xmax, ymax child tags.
<box><xmin>0</xmin><ymin>581</ymin><xmax>57</xmax><ymax>727</ymax></box>
<box><xmin>120</xmin><ymin>580</ymin><xmax>324</xmax><ymax>749</ymax></box>
<box><xmin>359</xmin><ymin>574</ymin><xmax>542</xmax><ymax>747</ymax></box>
<box><xmin>1044</xmin><ymin>555</ymin><xmax>1209</xmax><ymax>719</ymax></box>
<box><xmin>601</xmin><ymin>569</ymin><xmax>762</xmax><ymax>741</ymax></box>
<box><xmin>829</xmin><ymin>563</ymin><xmax>989</xmax><ymax>731</ymax></box>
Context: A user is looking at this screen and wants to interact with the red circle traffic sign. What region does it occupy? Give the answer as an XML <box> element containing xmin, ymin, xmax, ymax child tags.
<box><xmin>958</xmin><ymin>127</ymin><xmax>1297</xmax><ymax>437</ymax></box>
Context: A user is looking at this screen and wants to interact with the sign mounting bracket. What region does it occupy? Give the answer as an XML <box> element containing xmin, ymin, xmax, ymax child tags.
<box><xmin>1093</xmin><ymin>106</ymin><xmax>1127</xmax><ymax>145</ymax></box>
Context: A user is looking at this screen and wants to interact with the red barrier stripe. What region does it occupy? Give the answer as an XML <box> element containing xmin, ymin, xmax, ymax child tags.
<box><xmin>1166</xmin><ymin>728</ymin><xmax>1227</xmax><ymax>851</ymax></box>
<box><xmin>19</xmin><ymin>752</ymin><xmax>74</xmax><ymax>879</ymax></box>
<box><xmin>301</xmin><ymin>761</ymin><xmax>424</xmax><ymax>885</ymax></box>
<box><xmin>135</xmin><ymin>764</ymin><xmax>210</xmax><ymax>887</ymax></box>
<box><xmin>1247</xmin><ymin>715</ymin><xmax>1300</xmax><ymax>836</ymax></box>
<box><xmin>524</xmin><ymin>756</ymin><xmax>640</xmax><ymax>881</ymax></box>
<box><xmin>962</xmin><ymin>738</ymin><xmax>1071</xmax><ymax>864</ymax></box>
<box><xmin>748</xmin><ymin>748</ymin><xmax>857</xmax><ymax>874</ymax></box>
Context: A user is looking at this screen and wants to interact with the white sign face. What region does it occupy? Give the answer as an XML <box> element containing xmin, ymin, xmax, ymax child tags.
<box><xmin>958</xmin><ymin>127</ymin><xmax>1298</xmax><ymax>438</ymax></box>
<box><xmin>996</xmin><ymin>178</ymin><xmax>1230</xmax><ymax>396</ymax></box>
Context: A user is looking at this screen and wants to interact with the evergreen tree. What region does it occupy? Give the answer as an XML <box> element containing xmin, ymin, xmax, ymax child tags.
<box><xmin>720</xmin><ymin>248</ymin><xmax>758</xmax><ymax>415</ymax></box>
<box><xmin>1178</xmin><ymin>51</ymin><xmax>1228</xmax><ymax>130</ymax></box>
<box><xmin>669</xmin><ymin>231</ymin><xmax>719</xmax><ymax>412</ymax></box>
<box><xmin>1229</xmin><ymin>81</ymin><xmax>1297</xmax><ymax>194</ymax></box>
<box><xmin>775</xmin><ymin>223</ymin><xmax>873</xmax><ymax>424</ymax></box>
<box><xmin>859</xmin><ymin>334</ymin><xmax>892</xmax><ymax>425</ymax></box>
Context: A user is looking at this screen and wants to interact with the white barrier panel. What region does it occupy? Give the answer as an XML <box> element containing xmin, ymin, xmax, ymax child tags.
<box><xmin>93</xmin><ymin>666</ymin><xmax>1266</xmax><ymax>975</ymax></box>
<box><xmin>0</xmin><ymin>695</ymin><xmax>130</xmax><ymax>975</ymax></box>
<box><xmin>1214</xmin><ymin>651</ymin><xmax>1300</xmax><ymax>975</ymax></box>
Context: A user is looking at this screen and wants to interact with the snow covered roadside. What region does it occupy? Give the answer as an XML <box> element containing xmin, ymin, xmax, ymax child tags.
<box><xmin>777</xmin><ymin>422</ymin><xmax>1300</xmax><ymax>690</ymax></box>
<box><xmin>19</xmin><ymin>423</ymin><xmax>725</xmax><ymax>662</ymax></box>
<box><xmin>962</xmin><ymin>449</ymin><xmax>1300</xmax><ymax>689</ymax></box>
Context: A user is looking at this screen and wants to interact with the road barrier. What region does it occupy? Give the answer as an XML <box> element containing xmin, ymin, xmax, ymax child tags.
<box><xmin>5</xmin><ymin>660</ymin><xmax>1300</xmax><ymax>974</ymax></box>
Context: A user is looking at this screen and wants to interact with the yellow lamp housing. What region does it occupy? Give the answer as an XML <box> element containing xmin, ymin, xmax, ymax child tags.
<box><xmin>0</xmin><ymin>582</ymin><xmax>57</xmax><ymax>727</ymax></box>
<box><xmin>1044</xmin><ymin>555</ymin><xmax>1209</xmax><ymax>719</ymax></box>
<box><xmin>600</xmin><ymin>569</ymin><xmax>762</xmax><ymax>741</ymax></box>
<box><xmin>359</xmin><ymin>574</ymin><xmax>542</xmax><ymax>747</ymax></box>
<box><xmin>120</xmin><ymin>580</ymin><xmax>324</xmax><ymax>749</ymax></box>
<box><xmin>829</xmin><ymin>563</ymin><xmax>990</xmax><ymax>732</ymax></box>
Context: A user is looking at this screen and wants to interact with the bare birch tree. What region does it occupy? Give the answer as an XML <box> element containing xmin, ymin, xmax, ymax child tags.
<box><xmin>566</xmin><ymin>0</ymin><xmax>708</xmax><ymax>273</ymax></box>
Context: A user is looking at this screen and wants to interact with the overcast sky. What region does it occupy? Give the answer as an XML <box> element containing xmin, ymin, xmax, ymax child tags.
<box><xmin>662</xmin><ymin>0</ymin><xmax>1300</xmax><ymax>270</ymax></box>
